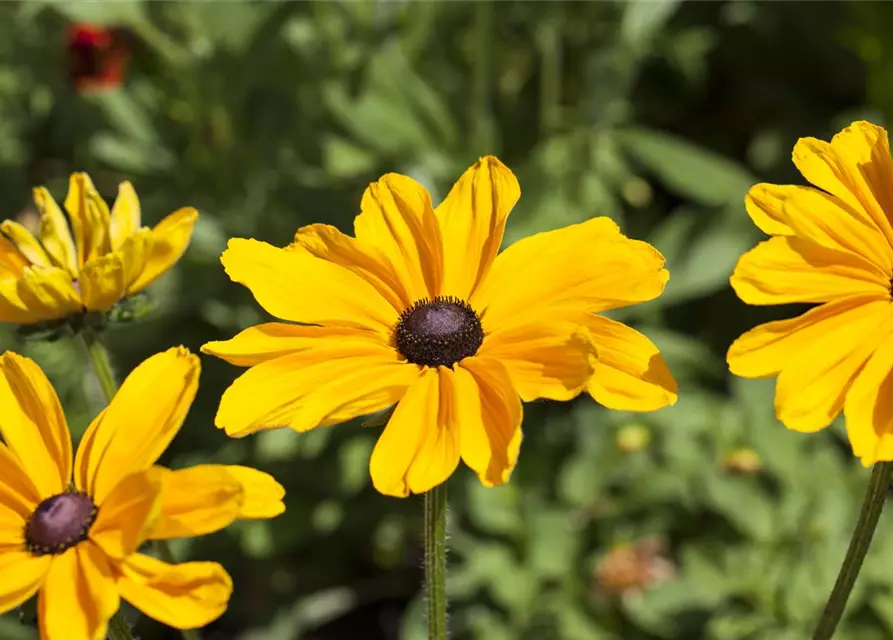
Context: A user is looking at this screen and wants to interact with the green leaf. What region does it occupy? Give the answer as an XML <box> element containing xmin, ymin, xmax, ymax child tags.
<box><xmin>621</xmin><ymin>0</ymin><xmax>681</xmax><ymax>50</ymax></box>
<box><xmin>49</xmin><ymin>0</ymin><xmax>147</xmax><ymax>26</ymax></box>
<box><xmin>661</xmin><ymin>221</ymin><xmax>759</xmax><ymax>303</ymax></box>
<box><xmin>704</xmin><ymin>476</ymin><xmax>774</xmax><ymax>540</ymax></box>
<box><xmin>618</xmin><ymin>127</ymin><xmax>756</xmax><ymax>207</ymax></box>
<box><xmin>322</xmin><ymin>135</ymin><xmax>378</xmax><ymax>178</ymax></box>
<box><xmin>528</xmin><ymin>509</ymin><xmax>579</xmax><ymax>580</ymax></box>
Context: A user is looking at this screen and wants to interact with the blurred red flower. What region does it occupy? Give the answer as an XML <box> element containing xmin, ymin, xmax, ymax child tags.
<box><xmin>66</xmin><ymin>23</ymin><xmax>131</xmax><ymax>93</ymax></box>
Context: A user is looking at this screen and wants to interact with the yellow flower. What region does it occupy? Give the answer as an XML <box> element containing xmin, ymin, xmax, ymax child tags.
<box><xmin>0</xmin><ymin>173</ymin><xmax>198</xmax><ymax>324</ymax></box>
<box><xmin>0</xmin><ymin>347</ymin><xmax>285</xmax><ymax>639</ymax></box>
<box><xmin>728</xmin><ymin>121</ymin><xmax>893</xmax><ymax>466</ymax></box>
<box><xmin>203</xmin><ymin>156</ymin><xmax>677</xmax><ymax>497</ymax></box>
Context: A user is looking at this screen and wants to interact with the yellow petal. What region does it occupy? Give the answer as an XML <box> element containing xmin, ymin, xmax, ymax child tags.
<box><xmin>148</xmin><ymin>466</ymin><xmax>243</xmax><ymax>539</ymax></box>
<box><xmin>16</xmin><ymin>265</ymin><xmax>82</xmax><ymax>321</ymax></box>
<box><xmin>436</xmin><ymin>156</ymin><xmax>520</xmax><ymax>300</ymax></box>
<box><xmin>0</xmin><ymin>352</ymin><xmax>72</xmax><ymax>497</ymax></box>
<box><xmin>355</xmin><ymin>172</ymin><xmax>443</xmax><ymax>302</ymax></box>
<box><xmin>731</xmin><ymin>236</ymin><xmax>889</xmax><ymax>306</ymax></box>
<box><xmin>793</xmin><ymin>121</ymin><xmax>893</xmax><ymax>248</ymax></box>
<box><xmin>109</xmin><ymin>181</ymin><xmax>141</xmax><ymax>250</ymax></box>
<box><xmin>0</xmin><ymin>442</ymin><xmax>41</xmax><ymax>520</ymax></box>
<box><xmin>0</xmin><ymin>279</ymin><xmax>37</xmax><ymax>324</ymax></box>
<box><xmin>118</xmin><ymin>554</ymin><xmax>231</xmax><ymax>630</ymax></box>
<box><xmin>843</xmin><ymin>332</ymin><xmax>893</xmax><ymax>465</ymax></box>
<box><xmin>369</xmin><ymin>368</ymin><xmax>459</xmax><ymax>497</ymax></box>
<box><xmin>455</xmin><ymin>357</ymin><xmax>523</xmax><ymax>487</ymax></box>
<box><xmin>128</xmin><ymin>207</ymin><xmax>197</xmax><ymax>293</ymax></box>
<box><xmin>747</xmin><ymin>183</ymin><xmax>893</xmax><ymax>273</ymax></box>
<box><xmin>0</xmin><ymin>551</ymin><xmax>50</xmax><ymax>615</ymax></box>
<box><xmin>90</xmin><ymin>470</ymin><xmax>162</xmax><ymax>560</ymax></box>
<box><xmin>80</xmin><ymin>253</ymin><xmax>126</xmax><ymax>312</ymax></box>
<box><xmin>202</xmin><ymin>323</ymin><xmax>378</xmax><ymax>367</ymax></box>
<box><xmin>473</xmin><ymin>217</ymin><xmax>668</xmax><ymax>333</ymax></box>
<box><xmin>744</xmin><ymin>183</ymin><xmax>795</xmax><ymax>236</ymax></box>
<box><xmin>75</xmin><ymin>347</ymin><xmax>200</xmax><ymax>503</ymax></box>
<box><xmin>584</xmin><ymin>315</ymin><xmax>678</xmax><ymax>411</ymax></box>
<box><xmin>0</xmin><ymin>234</ymin><xmax>29</xmax><ymax>278</ymax></box>
<box><xmin>223</xmin><ymin>465</ymin><xmax>285</xmax><ymax>519</ymax></box>
<box><xmin>33</xmin><ymin>186</ymin><xmax>77</xmax><ymax>276</ymax></box>
<box><xmin>479</xmin><ymin>321</ymin><xmax>595</xmax><ymax>402</ymax></box>
<box><xmin>214</xmin><ymin>337</ymin><xmax>420</xmax><ymax>437</ymax></box>
<box><xmin>774</xmin><ymin>300</ymin><xmax>893</xmax><ymax>432</ymax></box>
<box><xmin>727</xmin><ymin>294</ymin><xmax>888</xmax><ymax>378</ymax></box>
<box><xmin>119</xmin><ymin>228</ymin><xmax>153</xmax><ymax>292</ymax></box>
<box><xmin>38</xmin><ymin>543</ymin><xmax>119</xmax><ymax>640</ymax></box>
<box><xmin>0</xmin><ymin>220</ymin><xmax>52</xmax><ymax>267</ymax></box>
<box><xmin>292</xmin><ymin>223</ymin><xmax>411</xmax><ymax>311</ymax></box>
<box><xmin>63</xmin><ymin>173</ymin><xmax>111</xmax><ymax>269</ymax></box>
<box><xmin>220</xmin><ymin>238</ymin><xmax>397</xmax><ymax>333</ymax></box>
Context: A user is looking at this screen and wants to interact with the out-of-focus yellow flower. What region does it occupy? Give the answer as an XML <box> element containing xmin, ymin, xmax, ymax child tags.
<box><xmin>727</xmin><ymin>121</ymin><xmax>893</xmax><ymax>466</ymax></box>
<box><xmin>0</xmin><ymin>173</ymin><xmax>197</xmax><ymax>325</ymax></box>
<box><xmin>204</xmin><ymin>156</ymin><xmax>677</xmax><ymax>497</ymax></box>
<box><xmin>0</xmin><ymin>348</ymin><xmax>284</xmax><ymax>639</ymax></box>
<box><xmin>720</xmin><ymin>448</ymin><xmax>763</xmax><ymax>475</ymax></box>
<box><xmin>615</xmin><ymin>423</ymin><xmax>652</xmax><ymax>453</ymax></box>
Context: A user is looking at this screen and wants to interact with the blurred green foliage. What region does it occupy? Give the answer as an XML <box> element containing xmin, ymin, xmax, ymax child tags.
<box><xmin>0</xmin><ymin>1</ymin><xmax>891</xmax><ymax>639</ymax></box>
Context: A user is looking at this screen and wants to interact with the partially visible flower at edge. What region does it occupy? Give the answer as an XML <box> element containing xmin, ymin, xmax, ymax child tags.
<box><xmin>0</xmin><ymin>347</ymin><xmax>285</xmax><ymax>639</ymax></box>
<box><xmin>66</xmin><ymin>23</ymin><xmax>131</xmax><ymax>93</ymax></box>
<box><xmin>0</xmin><ymin>173</ymin><xmax>197</xmax><ymax>326</ymax></box>
<box><xmin>727</xmin><ymin>121</ymin><xmax>893</xmax><ymax>466</ymax></box>
<box><xmin>203</xmin><ymin>155</ymin><xmax>677</xmax><ymax>498</ymax></box>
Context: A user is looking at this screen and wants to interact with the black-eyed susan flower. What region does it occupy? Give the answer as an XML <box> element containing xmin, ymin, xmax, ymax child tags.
<box><xmin>203</xmin><ymin>157</ymin><xmax>677</xmax><ymax>497</ymax></box>
<box><xmin>0</xmin><ymin>173</ymin><xmax>197</xmax><ymax>325</ymax></box>
<box><xmin>0</xmin><ymin>348</ymin><xmax>285</xmax><ymax>639</ymax></box>
<box><xmin>728</xmin><ymin>121</ymin><xmax>893</xmax><ymax>466</ymax></box>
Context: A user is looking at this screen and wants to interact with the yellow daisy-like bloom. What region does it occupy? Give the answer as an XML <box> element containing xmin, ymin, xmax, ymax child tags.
<box><xmin>728</xmin><ymin>121</ymin><xmax>893</xmax><ymax>466</ymax></box>
<box><xmin>0</xmin><ymin>172</ymin><xmax>198</xmax><ymax>324</ymax></box>
<box><xmin>0</xmin><ymin>347</ymin><xmax>285</xmax><ymax>639</ymax></box>
<box><xmin>203</xmin><ymin>156</ymin><xmax>677</xmax><ymax>497</ymax></box>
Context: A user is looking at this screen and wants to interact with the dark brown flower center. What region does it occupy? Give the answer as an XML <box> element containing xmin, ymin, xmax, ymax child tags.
<box><xmin>24</xmin><ymin>492</ymin><xmax>97</xmax><ymax>556</ymax></box>
<box><xmin>395</xmin><ymin>296</ymin><xmax>484</xmax><ymax>367</ymax></box>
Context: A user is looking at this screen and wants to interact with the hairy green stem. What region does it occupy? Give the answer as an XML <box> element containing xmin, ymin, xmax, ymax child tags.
<box><xmin>107</xmin><ymin>611</ymin><xmax>134</xmax><ymax>640</ymax></box>
<box><xmin>425</xmin><ymin>483</ymin><xmax>448</xmax><ymax>640</ymax></box>
<box><xmin>812</xmin><ymin>461</ymin><xmax>893</xmax><ymax>640</ymax></box>
<box><xmin>80</xmin><ymin>329</ymin><xmax>202</xmax><ymax>640</ymax></box>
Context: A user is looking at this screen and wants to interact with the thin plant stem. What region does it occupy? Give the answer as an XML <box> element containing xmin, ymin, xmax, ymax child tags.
<box><xmin>424</xmin><ymin>482</ymin><xmax>448</xmax><ymax>640</ymax></box>
<box><xmin>812</xmin><ymin>461</ymin><xmax>893</xmax><ymax>640</ymax></box>
<box><xmin>107</xmin><ymin>611</ymin><xmax>134</xmax><ymax>640</ymax></box>
<box><xmin>537</xmin><ymin>10</ymin><xmax>562</xmax><ymax>136</ymax></box>
<box><xmin>471</xmin><ymin>0</ymin><xmax>494</xmax><ymax>154</ymax></box>
<box><xmin>80</xmin><ymin>329</ymin><xmax>202</xmax><ymax>640</ymax></box>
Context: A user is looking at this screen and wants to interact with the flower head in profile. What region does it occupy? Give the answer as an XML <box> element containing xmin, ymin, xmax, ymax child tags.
<box><xmin>728</xmin><ymin>121</ymin><xmax>893</xmax><ymax>465</ymax></box>
<box><xmin>203</xmin><ymin>156</ymin><xmax>677</xmax><ymax>497</ymax></box>
<box><xmin>0</xmin><ymin>348</ymin><xmax>285</xmax><ymax>639</ymax></box>
<box><xmin>0</xmin><ymin>173</ymin><xmax>197</xmax><ymax>325</ymax></box>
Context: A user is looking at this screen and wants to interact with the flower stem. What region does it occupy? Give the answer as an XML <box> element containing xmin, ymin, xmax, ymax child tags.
<box><xmin>471</xmin><ymin>0</ymin><xmax>493</xmax><ymax>154</ymax></box>
<box><xmin>107</xmin><ymin>611</ymin><xmax>134</xmax><ymax>640</ymax></box>
<box><xmin>80</xmin><ymin>329</ymin><xmax>202</xmax><ymax>640</ymax></box>
<box><xmin>82</xmin><ymin>328</ymin><xmax>118</xmax><ymax>403</ymax></box>
<box><xmin>812</xmin><ymin>461</ymin><xmax>893</xmax><ymax>640</ymax></box>
<box><xmin>424</xmin><ymin>482</ymin><xmax>448</xmax><ymax>640</ymax></box>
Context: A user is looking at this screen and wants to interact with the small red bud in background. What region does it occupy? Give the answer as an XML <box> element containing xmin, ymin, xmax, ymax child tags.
<box><xmin>66</xmin><ymin>23</ymin><xmax>131</xmax><ymax>93</ymax></box>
